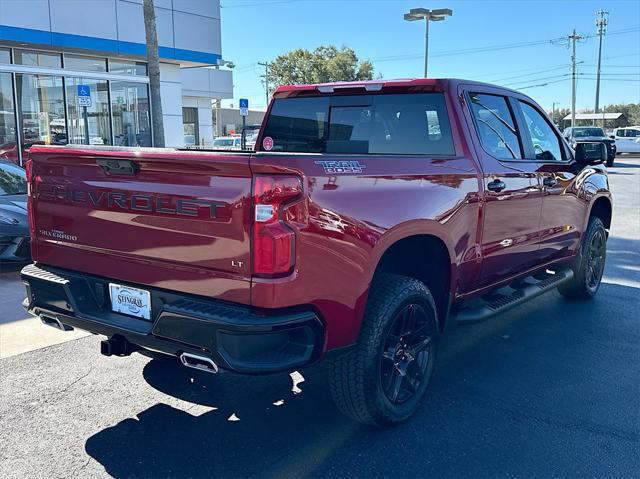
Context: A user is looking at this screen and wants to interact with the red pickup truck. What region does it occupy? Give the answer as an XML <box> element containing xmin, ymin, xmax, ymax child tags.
<box><xmin>21</xmin><ymin>79</ymin><xmax>611</xmax><ymax>426</ymax></box>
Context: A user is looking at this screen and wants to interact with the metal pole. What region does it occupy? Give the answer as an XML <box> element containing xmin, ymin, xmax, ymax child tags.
<box><xmin>594</xmin><ymin>32</ymin><xmax>603</xmax><ymax>126</ymax></box>
<box><xmin>594</xmin><ymin>10</ymin><xmax>608</xmax><ymax>128</ymax></box>
<box><xmin>571</xmin><ymin>30</ymin><xmax>576</xmax><ymax>129</ymax></box>
<box><xmin>552</xmin><ymin>102</ymin><xmax>557</xmax><ymax>125</ymax></box>
<box><xmin>424</xmin><ymin>15</ymin><xmax>430</xmax><ymax>78</ymax></box>
<box><xmin>83</xmin><ymin>106</ymin><xmax>90</xmax><ymax>145</ymax></box>
<box><xmin>241</xmin><ymin>115</ymin><xmax>246</xmax><ymax>150</ymax></box>
<box><xmin>214</xmin><ymin>99</ymin><xmax>221</xmax><ymax>138</ymax></box>
<box><xmin>258</xmin><ymin>62</ymin><xmax>270</xmax><ymax>106</ymax></box>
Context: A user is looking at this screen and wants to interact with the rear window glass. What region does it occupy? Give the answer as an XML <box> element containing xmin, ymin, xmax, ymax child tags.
<box><xmin>573</xmin><ymin>128</ymin><xmax>605</xmax><ymax>137</ymax></box>
<box><xmin>261</xmin><ymin>93</ymin><xmax>455</xmax><ymax>155</ymax></box>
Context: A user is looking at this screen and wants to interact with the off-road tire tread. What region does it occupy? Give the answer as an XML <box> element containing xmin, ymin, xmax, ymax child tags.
<box><xmin>328</xmin><ymin>274</ymin><xmax>437</xmax><ymax>426</ymax></box>
<box><xmin>558</xmin><ymin>216</ymin><xmax>606</xmax><ymax>300</ymax></box>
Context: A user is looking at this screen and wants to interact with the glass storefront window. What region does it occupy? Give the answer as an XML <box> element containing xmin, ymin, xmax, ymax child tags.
<box><xmin>14</xmin><ymin>50</ymin><xmax>62</xmax><ymax>68</ymax></box>
<box><xmin>182</xmin><ymin>107</ymin><xmax>198</xmax><ymax>145</ymax></box>
<box><xmin>109</xmin><ymin>60</ymin><xmax>147</xmax><ymax>76</ymax></box>
<box><xmin>0</xmin><ymin>48</ymin><xmax>10</xmax><ymax>64</ymax></box>
<box><xmin>111</xmin><ymin>81</ymin><xmax>151</xmax><ymax>147</ymax></box>
<box><xmin>64</xmin><ymin>54</ymin><xmax>107</xmax><ymax>72</ymax></box>
<box><xmin>65</xmin><ymin>77</ymin><xmax>111</xmax><ymax>145</ymax></box>
<box><xmin>15</xmin><ymin>74</ymin><xmax>67</xmax><ymax>159</ymax></box>
<box><xmin>0</xmin><ymin>72</ymin><xmax>20</xmax><ymax>164</ymax></box>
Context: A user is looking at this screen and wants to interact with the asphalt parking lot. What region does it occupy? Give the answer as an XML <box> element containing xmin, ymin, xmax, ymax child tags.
<box><xmin>0</xmin><ymin>156</ymin><xmax>638</xmax><ymax>478</ymax></box>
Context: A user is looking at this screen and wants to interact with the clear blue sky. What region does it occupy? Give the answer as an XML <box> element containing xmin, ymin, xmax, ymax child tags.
<box><xmin>219</xmin><ymin>0</ymin><xmax>640</xmax><ymax>113</ymax></box>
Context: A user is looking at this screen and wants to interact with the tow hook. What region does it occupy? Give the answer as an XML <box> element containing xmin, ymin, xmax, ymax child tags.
<box><xmin>100</xmin><ymin>336</ymin><xmax>138</xmax><ymax>357</ymax></box>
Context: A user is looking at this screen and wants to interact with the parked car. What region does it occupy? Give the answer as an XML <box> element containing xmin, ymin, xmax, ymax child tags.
<box><xmin>563</xmin><ymin>126</ymin><xmax>616</xmax><ymax>166</ymax></box>
<box><xmin>0</xmin><ymin>161</ymin><xmax>29</xmax><ymax>262</ymax></box>
<box><xmin>21</xmin><ymin>79</ymin><xmax>611</xmax><ymax>426</ymax></box>
<box><xmin>0</xmin><ymin>140</ymin><xmax>46</xmax><ymax>165</ymax></box>
<box><xmin>212</xmin><ymin>136</ymin><xmax>242</xmax><ymax>150</ymax></box>
<box><xmin>612</xmin><ymin>126</ymin><xmax>640</xmax><ymax>154</ymax></box>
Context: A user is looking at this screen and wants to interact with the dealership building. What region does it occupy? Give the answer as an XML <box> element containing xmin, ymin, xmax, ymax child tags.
<box><xmin>0</xmin><ymin>0</ymin><xmax>233</xmax><ymax>164</ymax></box>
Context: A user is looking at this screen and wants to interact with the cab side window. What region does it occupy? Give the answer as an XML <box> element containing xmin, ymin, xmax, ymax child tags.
<box><xmin>518</xmin><ymin>101</ymin><xmax>564</xmax><ymax>162</ymax></box>
<box><xmin>468</xmin><ymin>93</ymin><xmax>522</xmax><ymax>159</ymax></box>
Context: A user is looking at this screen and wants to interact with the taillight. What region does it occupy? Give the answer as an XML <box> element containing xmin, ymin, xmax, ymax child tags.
<box><xmin>252</xmin><ymin>175</ymin><xmax>302</xmax><ymax>276</ymax></box>
<box><xmin>24</xmin><ymin>159</ymin><xmax>36</xmax><ymax>237</ymax></box>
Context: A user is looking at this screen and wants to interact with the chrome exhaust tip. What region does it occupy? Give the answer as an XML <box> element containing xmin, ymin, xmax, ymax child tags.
<box><xmin>40</xmin><ymin>314</ymin><xmax>74</xmax><ymax>332</ymax></box>
<box><xmin>179</xmin><ymin>352</ymin><xmax>219</xmax><ymax>374</ymax></box>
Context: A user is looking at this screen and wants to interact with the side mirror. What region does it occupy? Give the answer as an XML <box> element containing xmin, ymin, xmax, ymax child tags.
<box><xmin>574</xmin><ymin>142</ymin><xmax>607</xmax><ymax>166</ymax></box>
<box><xmin>609</xmin><ymin>135</ymin><xmax>615</xmax><ymax>139</ymax></box>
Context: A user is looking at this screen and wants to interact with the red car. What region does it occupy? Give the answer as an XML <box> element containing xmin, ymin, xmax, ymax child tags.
<box><xmin>21</xmin><ymin>79</ymin><xmax>611</xmax><ymax>426</ymax></box>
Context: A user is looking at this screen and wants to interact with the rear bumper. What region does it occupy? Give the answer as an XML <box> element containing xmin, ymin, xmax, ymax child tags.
<box><xmin>21</xmin><ymin>263</ymin><xmax>325</xmax><ymax>374</ymax></box>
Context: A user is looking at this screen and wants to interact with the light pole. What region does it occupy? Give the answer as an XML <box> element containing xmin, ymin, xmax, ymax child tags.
<box><xmin>404</xmin><ymin>8</ymin><xmax>452</xmax><ymax>78</ymax></box>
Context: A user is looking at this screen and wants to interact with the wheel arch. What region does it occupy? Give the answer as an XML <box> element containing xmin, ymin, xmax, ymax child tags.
<box><xmin>589</xmin><ymin>195</ymin><xmax>612</xmax><ymax>232</ymax></box>
<box><xmin>370</xmin><ymin>226</ymin><xmax>456</xmax><ymax>331</ymax></box>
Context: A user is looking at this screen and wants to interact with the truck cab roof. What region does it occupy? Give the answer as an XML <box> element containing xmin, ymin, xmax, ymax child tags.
<box><xmin>274</xmin><ymin>78</ymin><xmax>522</xmax><ymax>96</ymax></box>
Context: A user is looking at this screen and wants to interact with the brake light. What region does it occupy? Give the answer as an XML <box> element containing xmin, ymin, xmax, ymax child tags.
<box><xmin>24</xmin><ymin>159</ymin><xmax>36</xmax><ymax>237</ymax></box>
<box><xmin>252</xmin><ymin>175</ymin><xmax>302</xmax><ymax>276</ymax></box>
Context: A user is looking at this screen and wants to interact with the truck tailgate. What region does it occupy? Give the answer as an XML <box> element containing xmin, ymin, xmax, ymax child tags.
<box><xmin>28</xmin><ymin>146</ymin><xmax>253</xmax><ymax>304</ymax></box>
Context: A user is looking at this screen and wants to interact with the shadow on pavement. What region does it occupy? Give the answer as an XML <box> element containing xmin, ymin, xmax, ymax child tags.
<box><xmin>84</xmin><ymin>283</ymin><xmax>640</xmax><ymax>477</ymax></box>
<box><xmin>85</xmin><ymin>361</ymin><xmax>368</xmax><ymax>477</ymax></box>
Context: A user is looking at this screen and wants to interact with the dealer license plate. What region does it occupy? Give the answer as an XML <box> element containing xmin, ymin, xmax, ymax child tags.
<box><xmin>109</xmin><ymin>283</ymin><xmax>151</xmax><ymax>320</ymax></box>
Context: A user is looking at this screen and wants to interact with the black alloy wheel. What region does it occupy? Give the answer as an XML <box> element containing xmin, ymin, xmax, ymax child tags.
<box><xmin>380</xmin><ymin>303</ymin><xmax>433</xmax><ymax>404</ymax></box>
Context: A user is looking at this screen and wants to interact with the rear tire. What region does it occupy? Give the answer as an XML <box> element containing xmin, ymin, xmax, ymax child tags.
<box><xmin>329</xmin><ymin>274</ymin><xmax>438</xmax><ymax>427</ymax></box>
<box><xmin>558</xmin><ymin>216</ymin><xmax>607</xmax><ymax>300</ymax></box>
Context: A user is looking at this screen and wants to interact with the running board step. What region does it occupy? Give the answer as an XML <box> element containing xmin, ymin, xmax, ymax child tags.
<box><xmin>453</xmin><ymin>269</ymin><xmax>573</xmax><ymax>324</ymax></box>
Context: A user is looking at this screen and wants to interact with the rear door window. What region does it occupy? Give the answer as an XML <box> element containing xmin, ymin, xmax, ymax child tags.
<box><xmin>468</xmin><ymin>93</ymin><xmax>522</xmax><ymax>159</ymax></box>
<box><xmin>261</xmin><ymin>93</ymin><xmax>455</xmax><ymax>155</ymax></box>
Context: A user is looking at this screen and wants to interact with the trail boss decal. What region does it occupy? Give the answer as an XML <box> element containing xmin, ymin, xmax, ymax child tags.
<box><xmin>314</xmin><ymin>160</ymin><xmax>367</xmax><ymax>174</ymax></box>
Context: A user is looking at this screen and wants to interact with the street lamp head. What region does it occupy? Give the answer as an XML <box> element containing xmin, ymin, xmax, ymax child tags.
<box><xmin>403</xmin><ymin>7</ymin><xmax>453</xmax><ymax>21</ymax></box>
<box><xmin>430</xmin><ymin>8</ymin><xmax>453</xmax><ymax>17</ymax></box>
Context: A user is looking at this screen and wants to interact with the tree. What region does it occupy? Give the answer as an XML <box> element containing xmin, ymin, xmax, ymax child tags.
<box><xmin>267</xmin><ymin>46</ymin><xmax>373</xmax><ymax>94</ymax></box>
<box><xmin>143</xmin><ymin>0</ymin><xmax>164</xmax><ymax>147</ymax></box>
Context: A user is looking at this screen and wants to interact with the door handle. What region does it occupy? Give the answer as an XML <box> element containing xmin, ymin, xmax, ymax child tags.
<box><xmin>487</xmin><ymin>179</ymin><xmax>506</xmax><ymax>192</ymax></box>
<box><xmin>543</xmin><ymin>176</ymin><xmax>557</xmax><ymax>188</ymax></box>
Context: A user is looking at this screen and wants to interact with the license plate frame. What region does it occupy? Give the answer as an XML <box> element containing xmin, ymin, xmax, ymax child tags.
<box><xmin>109</xmin><ymin>283</ymin><xmax>152</xmax><ymax>320</ymax></box>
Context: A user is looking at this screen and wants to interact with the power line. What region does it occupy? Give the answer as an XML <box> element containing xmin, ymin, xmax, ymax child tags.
<box><xmin>489</xmin><ymin>64</ymin><xmax>571</xmax><ymax>83</ymax></box>
<box><xmin>221</xmin><ymin>0</ymin><xmax>303</xmax><ymax>8</ymax></box>
<box><xmin>367</xmin><ymin>28</ymin><xmax>639</xmax><ymax>64</ymax></box>
<box><xmin>503</xmin><ymin>73</ymin><xmax>570</xmax><ymax>87</ymax></box>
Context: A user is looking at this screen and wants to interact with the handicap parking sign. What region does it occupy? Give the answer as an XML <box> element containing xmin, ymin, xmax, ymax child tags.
<box><xmin>77</xmin><ymin>85</ymin><xmax>92</xmax><ymax>107</ymax></box>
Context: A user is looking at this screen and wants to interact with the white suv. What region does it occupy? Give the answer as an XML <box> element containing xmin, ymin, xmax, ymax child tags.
<box><xmin>613</xmin><ymin>127</ymin><xmax>640</xmax><ymax>154</ymax></box>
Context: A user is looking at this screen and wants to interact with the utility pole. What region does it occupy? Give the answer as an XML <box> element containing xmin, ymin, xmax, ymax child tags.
<box><xmin>594</xmin><ymin>10</ymin><xmax>609</xmax><ymax>127</ymax></box>
<box><xmin>552</xmin><ymin>102</ymin><xmax>559</xmax><ymax>125</ymax></box>
<box><xmin>568</xmin><ymin>29</ymin><xmax>585</xmax><ymax>129</ymax></box>
<box><xmin>258</xmin><ymin>62</ymin><xmax>270</xmax><ymax>106</ymax></box>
